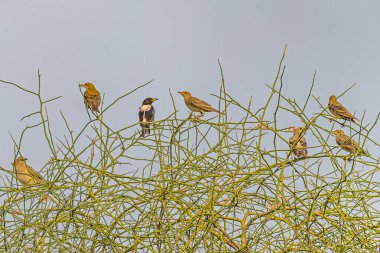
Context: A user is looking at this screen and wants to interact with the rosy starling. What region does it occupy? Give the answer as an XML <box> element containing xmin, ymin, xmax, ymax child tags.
<box><xmin>80</xmin><ymin>82</ymin><xmax>101</xmax><ymax>113</ymax></box>
<box><xmin>178</xmin><ymin>91</ymin><xmax>223</xmax><ymax>119</ymax></box>
<box><xmin>328</xmin><ymin>95</ymin><xmax>356</xmax><ymax>126</ymax></box>
<box><xmin>289</xmin><ymin>127</ymin><xmax>308</xmax><ymax>158</ymax></box>
<box><xmin>139</xmin><ymin>97</ymin><xmax>158</xmax><ymax>137</ymax></box>
<box><xmin>12</xmin><ymin>157</ymin><xmax>46</xmax><ymax>186</ymax></box>
<box><xmin>331</xmin><ymin>130</ymin><xmax>367</xmax><ymax>156</ymax></box>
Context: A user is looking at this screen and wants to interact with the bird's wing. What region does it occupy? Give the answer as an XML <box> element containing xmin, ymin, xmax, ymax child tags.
<box><xmin>27</xmin><ymin>166</ymin><xmax>45</xmax><ymax>181</ymax></box>
<box><xmin>138</xmin><ymin>109</ymin><xmax>145</xmax><ymax>123</ymax></box>
<box><xmin>330</xmin><ymin>102</ymin><xmax>354</xmax><ymax>119</ymax></box>
<box><xmin>189</xmin><ymin>96</ymin><xmax>218</xmax><ymax>112</ymax></box>
<box><xmin>145</xmin><ymin>106</ymin><xmax>155</xmax><ymax>122</ymax></box>
<box><xmin>337</xmin><ymin>135</ymin><xmax>359</xmax><ymax>152</ymax></box>
<box><xmin>340</xmin><ymin>135</ymin><xmax>357</xmax><ymax>146</ymax></box>
<box><xmin>300</xmin><ymin>136</ymin><xmax>308</xmax><ymax>155</ymax></box>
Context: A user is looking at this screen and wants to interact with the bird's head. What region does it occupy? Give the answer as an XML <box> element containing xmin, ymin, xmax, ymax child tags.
<box><xmin>331</xmin><ymin>129</ymin><xmax>345</xmax><ymax>136</ymax></box>
<box><xmin>329</xmin><ymin>95</ymin><xmax>337</xmax><ymax>104</ymax></box>
<box><xmin>80</xmin><ymin>82</ymin><xmax>96</xmax><ymax>90</ymax></box>
<box><xmin>178</xmin><ymin>91</ymin><xmax>191</xmax><ymax>98</ymax></box>
<box><xmin>142</xmin><ymin>97</ymin><xmax>159</xmax><ymax>105</ymax></box>
<box><xmin>292</xmin><ymin>127</ymin><xmax>304</xmax><ymax>135</ymax></box>
<box><xmin>12</xmin><ymin>157</ymin><xmax>27</xmax><ymax>166</ymax></box>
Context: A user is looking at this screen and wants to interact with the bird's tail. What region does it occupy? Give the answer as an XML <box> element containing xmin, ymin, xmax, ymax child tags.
<box><xmin>210</xmin><ymin>108</ymin><xmax>224</xmax><ymax>115</ymax></box>
<box><xmin>360</xmin><ymin>148</ymin><xmax>369</xmax><ymax>156</ymax></box>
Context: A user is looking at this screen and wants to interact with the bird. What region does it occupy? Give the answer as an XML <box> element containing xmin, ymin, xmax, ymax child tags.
<box><xmin>139</xmin><ymin>97</ymin><xmax>158</xmax><ymax>137</ymax></box>
<box><xmin>289</xmin><ymin>127</ymin><xmax>308</xmax><ymax>158</ymax></box>
<box><xmin>328</xmin><ymin>95</ymin><xmax>356</xmax><ymax>126</ymax></box>
<box><xmin>12</xmin><ymin>157</ymin><xmax>46</xmax><ymax>186</ymax></box>
<box><xmin>178</xmin><ymin>91</ymin><xmax>223</xmax><ymax>119</ymax></box>
<box><xmin>331</xmin><ymin>130</ymin><xmax>367</xmax><ymax>156</ymax></box>
<box><xmin>79</xmin><ymin>82</ymin><xmax>101</xmax><ymax>113</ymax></box>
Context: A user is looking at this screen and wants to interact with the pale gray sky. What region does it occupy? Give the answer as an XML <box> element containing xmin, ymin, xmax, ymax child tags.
<box><xmin>1</xmin><ymin>0</ymin><xmax>379</xmax><ymax>171</ymax></box>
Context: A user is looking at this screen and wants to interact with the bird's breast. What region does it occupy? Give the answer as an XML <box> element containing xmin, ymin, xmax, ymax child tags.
<box><xmin>140</xmin><ymin>104</ymin><xmax>152</xmax><ymax>112</ymax></box>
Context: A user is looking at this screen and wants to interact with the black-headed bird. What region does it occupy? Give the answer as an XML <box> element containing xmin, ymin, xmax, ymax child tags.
<box><xmin>79</xmin><ymin>82</ymin><xmax>101</xmax><ymax>113</ymax></box>
<box><xmin>289</xmin><ymin>127</ymin><xmax>308</xmax><ymax>158</ymax></box>
<box><xmin>139</xmin><ymin>97</ymin><xmax>158</xmax><ymax>137</ymax></box>
<box><xmin>178</xmin><ymin>91</ymin><xmax>223</xmax><ymax>119</ymax></box>
<box><xmin>328</xmin><ymin>95</ymin><xmax>356</xmax><ymax>126</ymax></box>
<box><xmin>12</xmin><ymin>157</ymin><xmax>46</xmax><ymax>186</ymax></box>
<box><xmin>331</xmin><ymin>129</ymin><xmax>367</xmax><ymax>156</ymax></box>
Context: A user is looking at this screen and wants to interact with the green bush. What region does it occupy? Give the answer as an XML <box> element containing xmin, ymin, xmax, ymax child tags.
<box><xmin>1</xmin><ymin>47</ymin><xmax>379</xmax><ymax>252</ymax></box>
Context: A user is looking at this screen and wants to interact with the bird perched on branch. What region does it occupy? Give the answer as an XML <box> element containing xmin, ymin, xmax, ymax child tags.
<box><xmin>139</xmin><ymin>97</ymin><xmax>158</xmax><ymax>137</ymax></box>
<box><xmin>178</xmin><ymin>91</ymin><xmax>223</xmax><ymax>120</ymax></box>
<box><xmin>12</xmin><ymin>157</ymin><xmax>46</xmax><ymax>186</ymax></box>
<box><xmin>289</xmin><ymin>127</ymin><xmax>308</xmax><ymax>158</ymax></box>
<box><xmin>331</xmin><ymin>130</ymin><xmax>368</xmax><ymax>156</ymax></box>
<box><xmin>328</xmin><ymin>95</ymin><xmax>356</xmax><ymax>126</ymax></box>
<box><xmin>80</xmin><ymin>82</ymin><xmax>101</xmax><ymax>113</ymax></box>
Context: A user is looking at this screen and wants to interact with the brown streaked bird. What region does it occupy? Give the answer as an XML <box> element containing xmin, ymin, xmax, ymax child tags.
<box><xmin>12</xmin><ymin>157</ymin><xmax>46</xmax><ymax>186</ymax></box>
<box><xmin>331</xmin><ymin>130</ymin><xmax>367</xmax><ymax>156</ymax></box>
<box><xmin>328</xmin><ymin>95</ymin><xmax>356</xmax><ymax>126</ymax></box>
<box><xmin>139</xmin><ymin>97</ymin><xmax>158</xmax><ymax>137</ymax></box>
<box><xmin>178</xmin><ymin>91</ymin><xmax>223</xmax><ymax>119</ymax></box>
<box><xmin>80</xmin><ymin>82</ymin><xmax>101</xmax><ymax>113</ymax></box>
<box><xmin>289</xmin><ymin>127</ymin><xmax>308</xmax><ymax>158</ymax></box>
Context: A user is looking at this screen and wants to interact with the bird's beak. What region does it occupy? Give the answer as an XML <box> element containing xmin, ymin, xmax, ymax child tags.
<box><xmin>79</xmin><ymin>83</ymin><xmax>85</xmax><ymax>87</ymax></box>
<box><xmin>152</xmin><ymin>98</ymin><xmax>159</xmax><ymax>102</ymax></box>
<box><xmin>331</xmin><ymin>130</ymin><xmax>338</xmax><ymax>135</ymax></box>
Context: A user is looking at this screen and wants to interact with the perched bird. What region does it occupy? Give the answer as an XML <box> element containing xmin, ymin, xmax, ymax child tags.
<box><xmin>12</xmin><ymin>157</ymin><xmax>46</xmax><ymax>186</ymax></box>
<box><xmin>289</xmin><ymin>127</ymin><xmax>308</xmax><ymax>158</ymax></box>
<box><xmin>331</xmin><ymin>130</ymin><xmax>367</xmax><ymax>156</ymax></box>
<box><xmin>328</xmin><ymin>95</ymin><xmax>356</xmax><ymax>126</ymax></box>
<box><xmin>80</xmin><ymin>82</ymin><xmax>101</xmax><ymax>113</ymax></box>
<box><xmin>178</xmin><ymin>91</ymin><xmax>223</xmax><ymax>119</ymax></box>
<box><xmin>139</xmin><ymin>97</ymin><xmax>158</xmax><ymax>137</ymax></box>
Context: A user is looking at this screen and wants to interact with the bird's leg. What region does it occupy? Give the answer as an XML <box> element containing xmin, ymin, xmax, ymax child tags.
<box><xmin>195</xmin><ymin>112</ymin><xmax>204</xmax><ymax>120</ymax></box>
